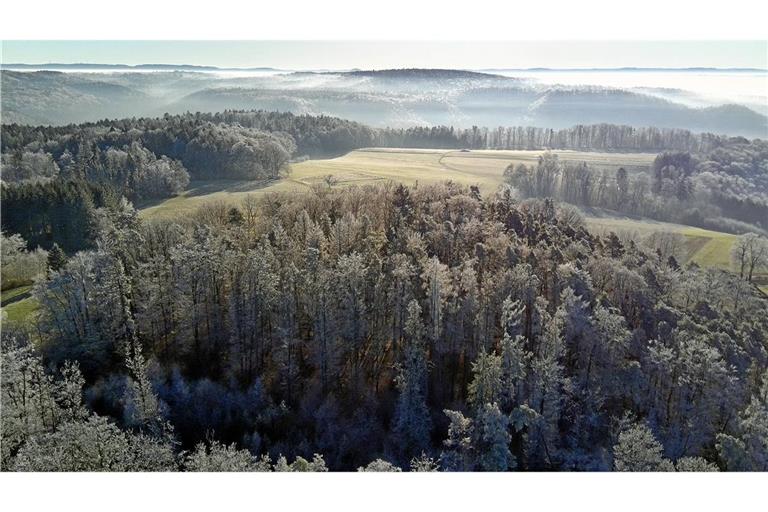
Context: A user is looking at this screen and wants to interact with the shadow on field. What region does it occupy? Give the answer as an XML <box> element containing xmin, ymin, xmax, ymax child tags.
<box><xmin>185</xmin><ymin>179</ymin><xmax>280</xmax><ymax>197</ymax></box>
<box><xmin>577</xmin><ymin>206</ymin><xmax>650</xmax><ymax>222</ymax></box>
<box><xmin>1</xmin><ymin>289</ymin><xmax>32</xmax><ymax>307</ymax></box>
<box><xmin>134</xmin><ymin>179</ymin><xmax>280</xmax><ymax>209</ymax></box>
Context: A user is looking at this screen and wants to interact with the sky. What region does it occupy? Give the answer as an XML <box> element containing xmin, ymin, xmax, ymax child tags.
<box><xmin>2</xmin><ymin>41</ymin><xmax>767</xmax><ymax>70</ymax></box>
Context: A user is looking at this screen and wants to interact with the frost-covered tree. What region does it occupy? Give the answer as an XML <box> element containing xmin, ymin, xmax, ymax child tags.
<box><xmin>307</xmin><ymin>262</ymin><xmax>341</xmax><ymax>394</ymax></box>
<box><xmin>122</xmin><ymin>340</ymin><xmax>161</xmax><ymax>430</ymax></box>
<box><xmin>613</xmin><ymin>423</ymin><xmax>674</xmax><ymax>472</ymax></box>
<box><xmin>716</xmin><ymin>369</ymin><xmax>768</xmax><ymax>471</ymax></box>
<box><xmin>185</xmin><ymin>441</ymin><xmax>270</xmax><ymax>472</ymax></box>
<box><xmin>474</xmin><ymin>403</ymin><xmax>513</xmax><ymax>471</ymax></box>
<box><xmin>357</xmin><ymin>459</ymin><xmax>402</xmax><ymax>472</ymax></box>
<box><xmin>1</xmin><ymin>340</ymin><xmax>60</xmax><ymax>465</ymax></box>
<box><xmin>526</xmin><ymin>310</ymin><xmax>567</xmax><ymax>468</ymax></box>
<box><xmin>36</xmin><ymin>249</ymin><xmax>138</xmax><ymax>376</ymax></box>
<box><xmin>273</xmin><ymin>454</ymin><xmax>328</xmax><ymax>472</ymax></box>
<box><xmin>647</xmin><ymin>328</ymin><xmax>736</xmax><ymax>458</ymax></box>
<box><xmin>228</xmin><ymin>242</ymin><xmax>279</xmax><ymax>381</ymax></box>
<box><xmin>468</xmin><ymin>351</ymin><xmax>503</xmax><ymax>411</ymax></box>
<box><xmin>1</xmin><ymin>231</ymin><xmax>48</xmax><ymax>289</ymax></box>
<box><xmin>675</xmin><ymin>457</ymin><xmax>718</xmax><ymax>472</ymax></box>
<box><xmin>440</xmin><ymin>409</ymin><xmax>474</xmax><ymax>471</ymax></box>
<box><xmin>731</xmin><ymin>234</ymin><xmax>768</xmax><ymax>282</ymax></box>
<box><xmin>421</xmin><ymin>256</ymin><xmax>452</xmax><ymax>348</ymax></box>
<box><xmin>55</xmin><ymin>361</ymin><xmax>88</xmax><ymax>424</ymax></box>
<box><xmin>499</xmin><ymin>297</ymin><xmax>530</xmax><ymax>412</ymax></box>
<box><xmin>410</xmin><ymin>452</ymin><xmax>439</xmax><ymax>472</ymax></box>
<box><xmin>335</xmin><ymin>252</ymin><xmax>369</xmax><ymax>387</ymax></box>
<box><xmin>392</xmin><ymin>300</ymin><xmax>432</xmax><ymax>461</ymax></box>
<box><xmin>134</xmin><ymin>156</ymin><xmax>190</xmax><ymax>199</ymax></box>
<box><xmin>13</xmin><ymin>416</ymin><xmax>177</xmax><ymax>472</ymax></box>
<box><xmin>2</xmin><ymin>338</ymin><xmax>176</xmax><ymax>471</ymax></box>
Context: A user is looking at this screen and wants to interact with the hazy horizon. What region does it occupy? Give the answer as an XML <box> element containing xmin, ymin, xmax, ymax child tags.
<box><xmin>4</xmin><ymin>62</ymin><xmax>765</xmax><ymax>118</ymax></box>
<box><xmin>2</xmin><ymin>41</ymin><xmax>767</xmax><ymax>70</ymax></box>
<box><xmin>3</xmin><ymin>63</ymin><xmax>767</xmax><ymax>71</ymax></box>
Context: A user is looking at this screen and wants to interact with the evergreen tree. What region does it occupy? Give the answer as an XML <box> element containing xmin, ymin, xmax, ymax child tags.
<box><xmin>474</xmin><ymin>402</ymin><xmax>514</xmax><ymax>471</ymax></box>
<box><xmin>440</xmin><ymin>409</ymin><xmax>474</xmax><ymax>471</ymax></box>
<box><xmin>468</xmin><ymin>351</ymin><xmax>503</xmax><ymax>411</ymax></box>
<box><xmin>47</xmin><ymin>243</ymin><xmax>67</xmax><ymax>272</ymax></box>
<box><xmin>392</xmin><ymin>300</ymin><xmax>432</xmax><ymax>461</ymax></box>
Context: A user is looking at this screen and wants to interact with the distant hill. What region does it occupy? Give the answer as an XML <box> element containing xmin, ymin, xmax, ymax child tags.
<box><xmin>479</xmin><ymin>67</ymin><xmax>768</xmax><ymax>73</ymax></box>
<box><xmin>1</xmin><ymin>63</ymin><xmax>283</xmax><ymax>72</ymax></box>
<box><xmin>1</xmin><ymin>70</ymin><xmax>156</xmax><ymax>125</ymax></box>
<box><xmin>2</xmin><ymin>68</ymin><xmax>766</xmax><ymax>138</ymax></box>
<box><xmin>342</xmin><ymin>68</ymin><xmax>507</xmax><ymax>79</ymax></box>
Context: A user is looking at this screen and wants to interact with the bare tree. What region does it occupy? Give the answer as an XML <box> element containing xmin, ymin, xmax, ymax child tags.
<box><xmin>323</xmin><ymin>174</ymin><xmax>338</xmax><ymax>189</ymax></box>
<box><xmin>731</xmin><ymin>234</ymin><xmax>768</xmax><ymax>282</ymax></box>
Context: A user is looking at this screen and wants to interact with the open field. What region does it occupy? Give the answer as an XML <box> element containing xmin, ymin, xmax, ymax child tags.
<box><xmin>140</xmin><ymin>148</ymin><xmax>656</xmax><ymax>219</ymax></box>
<box><xmin>583</xmin><ymin>210</ymin><xmax>738</xmax><ymax>269</ymax></box>
<box><xmin>138</xmin><ymin>148</ymin><xmax>747</xmax><ymax>272</ymax></box>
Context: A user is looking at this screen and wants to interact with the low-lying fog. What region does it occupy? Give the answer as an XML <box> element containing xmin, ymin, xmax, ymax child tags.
<box><xmin>2</xmin><ymin>66</ymin><xmax>767</xmax><ymax>136</ymax></box>
<box><xmin>493</xmin><ymin>70</ymin><xmax>768</xmax><ymax>114</ymax></box>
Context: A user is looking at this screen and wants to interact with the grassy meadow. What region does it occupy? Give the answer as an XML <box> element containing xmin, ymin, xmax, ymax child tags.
<box><xmin>1</xmin><ymin>284</ymin><xmax>40</xmax><ymax>326</ymax></box>
<box><xmin>140</xmin><ymin>148</ymin><xmax>656</xmax><ymax>217</ymax></box>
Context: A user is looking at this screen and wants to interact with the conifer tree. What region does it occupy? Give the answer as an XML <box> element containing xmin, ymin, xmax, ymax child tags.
<box><xmin>47</xmin><ymin>243</ymin><xmax>67</xmax><ymax>272</ymax></box>
<box><xmin>392</xmin><ymin>300</ymin><xmax>432</xmax><ymax>461</ymax></box>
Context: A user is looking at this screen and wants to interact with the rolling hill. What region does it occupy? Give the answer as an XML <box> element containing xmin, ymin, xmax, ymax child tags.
<box><xmin>3</xmin><ymin>69</ymin><xmax>766</xmax><ymax>138</ymax></box>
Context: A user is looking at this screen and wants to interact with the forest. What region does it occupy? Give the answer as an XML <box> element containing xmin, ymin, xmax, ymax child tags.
<box><xmin>2</xmin><ymin>109</ymin><xmax>768</xmax><ymax>472</ymax></box>
<box><xmin>2</xmin><ymin>179</ymin><xmax>768</xmax><ymax>471</ymax></box>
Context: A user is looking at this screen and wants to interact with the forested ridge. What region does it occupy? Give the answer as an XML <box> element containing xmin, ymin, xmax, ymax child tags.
<box><xmin>3</xmin><ymin>181</ymin><xmax>768</xmax><ymax>471</ymax></box>
<box><xmin>5</xmin><ymin>70</ymin><xmax>766</xmax><ymax>137</ymax></box>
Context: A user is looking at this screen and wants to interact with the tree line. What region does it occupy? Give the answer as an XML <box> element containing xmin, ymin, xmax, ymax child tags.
<box><xmin>3</xmin><ymin>182</ymin><xmax>767</xmax><ymax>471</ymax></box>
<box><xmin>377</xmin><ymin>123</ymin><xmax>728</xmax><ymax>153</ymax></box>
<box><xmin>504</xmin><ymin>139</ymin><xmax>768</xmax><ymax>235</ymax></box>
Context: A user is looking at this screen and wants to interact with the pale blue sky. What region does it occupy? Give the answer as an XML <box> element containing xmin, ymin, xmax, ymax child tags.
<box><xmin>2</xmin><ymin>41</ymin><xmax>766</xmax><ymax>70</ymax></box>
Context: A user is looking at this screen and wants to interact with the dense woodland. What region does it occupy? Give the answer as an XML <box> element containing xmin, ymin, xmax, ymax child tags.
<box><xmin>2</xmin><ymin>180</ymin><xmax>768</xmax><ymax>471</ymax></box>
<box><xmin>2</xmin><ymin>110</ymin><xmax>768</xmax><ymax>472</ymax></box>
